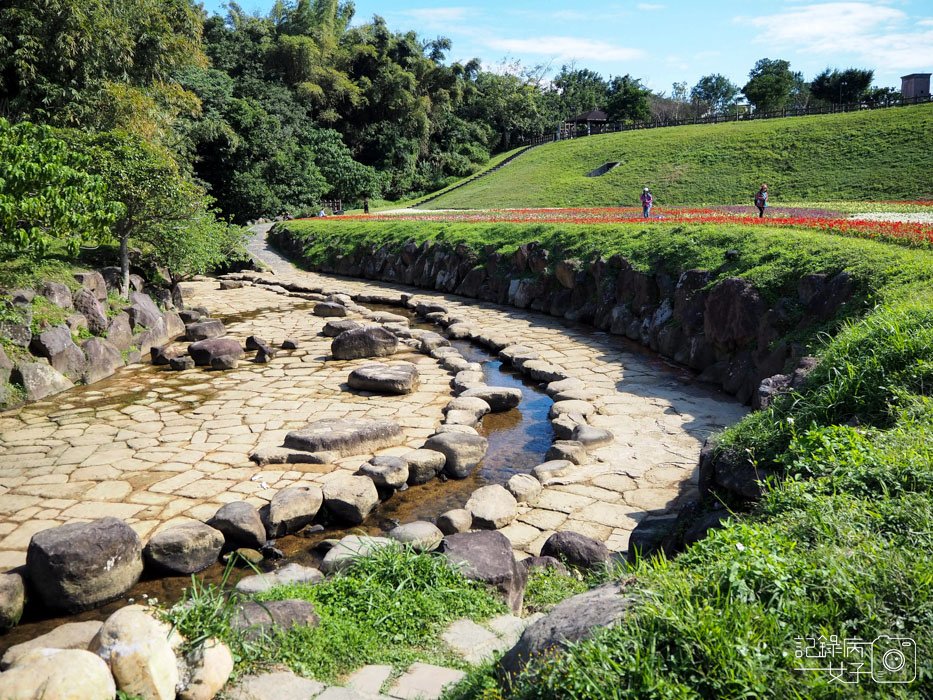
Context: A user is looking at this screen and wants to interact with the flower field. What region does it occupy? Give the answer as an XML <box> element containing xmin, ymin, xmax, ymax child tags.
<box><xmin>326</xmin><ymin>205</ymin><xmax>933</xmax><ymax>247</ymax></box>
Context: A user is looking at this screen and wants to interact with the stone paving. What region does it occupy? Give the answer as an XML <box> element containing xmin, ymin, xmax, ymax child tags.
<box><xmin>0</xmin><ymin>226</ymin><xmax>746</xmax><ymax>570</ymax></box>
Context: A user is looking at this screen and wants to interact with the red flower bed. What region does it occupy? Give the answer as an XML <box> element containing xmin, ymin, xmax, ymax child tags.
<box><xmin>310</xmin><ymin>206</ymin><xmax>933</xmax><ymax>247</ymax></box>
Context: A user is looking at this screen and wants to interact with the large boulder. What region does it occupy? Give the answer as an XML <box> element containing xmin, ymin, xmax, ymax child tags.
<box><xmin>459</xmin><ymin>386</ymin><xmax>523</xmax><ymax>412</ymax></box>
<box><xmin>331</xmin><ymin>326</ymin><xmax>398</xmax><ymax>360</ymax></box>
<box><xmin>423</xmin><ymin>432</ymin><xmax>488</xmax><ymax>478</ymax></box>
<box><xmin>90</xmin><ymin>605</ymin><xmax>179</xmax><ymax>700</ymax></box>
<box><xmin>164</xmin><ymin>310</ymin><xmax>186</xmax><ymax>340</ymax></box>
<box><xmin>0</xmin><ymin>648</ymin><xmax>116</xmax><ymax>699</ymax></box>
<box><xmin>144</xmin><ymin>522</ymin><xmax>225</xmax><ymax>574</ymax></box>
<box><xmin>72</xmin><ymin>288</ymin><xmax>108</xmax><ymax>335</ymax></box>
<box><xmin>81</xmin><ymin>337</ymin><xmax>123</xmax><ymax>384</ymax></box>
<box><xmin>73</xmin><ymin>271</ymin><xmax>107</xmax><ymax>300</ymax></box>
<box><xmin>540</xmin><ymin>531</ymin><xmax>610</xmax><ymax>570</ymax></box>
<box><xmin>284</xmin><ymin>418</ymin><xmax>403</xmax><ymax>456</ymax></box>
<box><xmin>320</xmin><ymin>535</ymin><xmax>393</xmax><ymax>573</ymax></box>
<box><xmin>497</xmin><ymin>583</ymin><xmax>636</xmax><ymax>681</ymax></box>
<box><xmin>1</xmin><ymin>620</ymin><xmax>103</xmax><ymax>670</ymax></box>
<box><xmin>348</xmin><ymin>362</ymin><xmax>419</xmax><ymax>394</ymax></box>
<box><xmin>466</xmin><ymin>485</ymin><xmax>518</xmax><ymax>529</ymax></box>
<box><xmin>208</xmin><ymin>502</ymin><xmax>266</xmax><ymax>549</ymax></box>
<box><xmin>127</xmin><ymin>291</ymin><xmax>162</xmax><ymax>329</ymax></box>
<box><xmin>188</xmin><ymin>337</ymin><xmax>244</xmax><ymax>366</ymax></box>
<box><xmin>106</xmin><ymin>312</ymin><xmax>134</xmax><ymax>350</ymax></box>
<box><xmin>27</xmin><ymin>518</ymin><xmax>143</xmax><ymax>612</ymax></box>
<box><xmin>322</xmin><ymin>475</ymin><xmax>379</xmax><ymax>525</ymax></box>
<box><xmin>442</xmin><ymin>531</ymin><xmax>526</xmax><ymax>614</ymax></box>
<box><xmin>186</xmin><ymin>319</ymin><xmax>227</xmax><ymax>342</ymax></box>
<box><xmin>231</xmin><ymin>600</ymin><xmax>319</xmax><ymax>641</ymax></box>
<box><xmin>0</xmin><ymin>573</ymin><xmax>24</xmax><ymax>631</ymax></box>
<box><xmin>39</xmin><ymin>281</ymin><xmax>74</xmax><ymax>310</ymax></box>
<box><xmin>404</xmin><ymin>448</ymin><xmax>447</xmax><ymax>485</ymax></box>
<box><xmin>704</xmin><ymin>277</ymin><xmax>767</xmax><ymax>350</ymax></box>
<box><xmin>263</xmin><ymin>486</ymin><xmax>323</xmax><ymax>538</ymax></box>
<box><xmin>29</xmin><ymin>326</ymin><xmax>86</xmax><ymax>380</ymax></box>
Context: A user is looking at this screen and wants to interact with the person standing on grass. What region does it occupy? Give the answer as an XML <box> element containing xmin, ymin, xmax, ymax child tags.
<box><xmin>641</xmin><ymin>187</ymin><xmax>653</xmax><ymax>218</ymax></box>
<box><xmin>754</xmin><ymin>183</ymin><xmax>768</xmax><ymax>218</ymax></box>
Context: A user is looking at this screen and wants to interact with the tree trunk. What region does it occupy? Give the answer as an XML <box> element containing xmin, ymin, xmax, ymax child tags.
<box><xmin>120</xmin><ymin>233</ymin><xmax>130</xmax><ymax>299</ymax></box>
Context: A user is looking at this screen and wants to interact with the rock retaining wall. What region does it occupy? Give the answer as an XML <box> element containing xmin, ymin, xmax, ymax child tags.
<box><xmin>270</xmin><ymin>227</ymin><xmax>848</xmax><ymax>408</ymax></box>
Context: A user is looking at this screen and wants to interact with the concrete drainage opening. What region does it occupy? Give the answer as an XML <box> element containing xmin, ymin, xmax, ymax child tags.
<box><xmin>585</xmin><ymin>162</ymin><xmax>620</xmax><ymax>177</ymax></box>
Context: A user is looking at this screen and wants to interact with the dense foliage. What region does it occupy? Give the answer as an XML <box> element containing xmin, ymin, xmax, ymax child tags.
<box><xmin>0</xmin><ymin>118</ymin><xmax>118</xmax><ymax>258</ymax></box>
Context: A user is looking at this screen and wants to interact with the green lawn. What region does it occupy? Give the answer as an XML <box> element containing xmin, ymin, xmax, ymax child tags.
<box><xmin>419</xmin><ymin>105</ymin><xmax>933</xmax><ymax>209</ymax></box>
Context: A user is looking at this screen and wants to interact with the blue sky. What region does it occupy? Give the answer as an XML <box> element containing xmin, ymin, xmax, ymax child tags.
<box><xmin>201</xmin><ymin>0</ymin><xmax>933</xmax><ymax>93</ymax></box>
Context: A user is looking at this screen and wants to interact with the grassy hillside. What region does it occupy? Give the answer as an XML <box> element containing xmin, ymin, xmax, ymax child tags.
<box><xmin>420</xmin><ymin>105</ymin><xmax>933</xmax><ymax>209</ymax></box>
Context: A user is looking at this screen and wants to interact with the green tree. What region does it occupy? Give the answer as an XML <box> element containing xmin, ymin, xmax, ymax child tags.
<box><xmin>0</xmin><ymin>119</ymin><xmax>118</xmax><ymax>259</ymax></box>
<box><xmin>552</xmin><ymin>66</ymin><xmax>609</xmax><ymax>119</ymax></box>
<box><xmin>0</xmin><ymin>0</ymin><xmax>206</xmax><ymax>134</ymax></box>
<box><xmin>67</xmin><ymin>131</ymin><xmax>225</xmax><ymax>294</ymax></box>
<box><xmin>810</xmin><ymin>67</ymin><xmax>874</xmax><ymax>105</ymax></box>
<box><xmin>605</xmin><ymin>75</ymin><xmax>651</xmax><ymax>123</ymax></box>
<box><xmin>742</xmin><ymin>58</ymin><xmax>796</xmax><ymax>112</ymax></box>
<box><xmin>691</xmin><ymin>74</ymin><xmax>740</xmax><ymax>114</ymax></box>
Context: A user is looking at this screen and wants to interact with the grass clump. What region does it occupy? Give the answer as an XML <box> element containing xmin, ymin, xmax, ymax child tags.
<box><xmin>165</xmin><ymin>544</ymin><xmax>505</xmax><ymax>684</ymax></box>
<box><xmin>421</xmin><ymin>105</ymin><xmax>933</xmax><ymax>209</ymax></box>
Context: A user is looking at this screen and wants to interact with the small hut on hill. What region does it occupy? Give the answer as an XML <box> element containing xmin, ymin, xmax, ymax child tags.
<box><xmin>562</xmin><ymin>109</ymin><xmax>608</xmax><ymax>138</ymax></box>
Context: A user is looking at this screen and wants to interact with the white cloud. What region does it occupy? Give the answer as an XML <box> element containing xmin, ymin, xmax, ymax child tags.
<box><xmin>485</xmin><ymin>36</ymin><xmax>644</xmax><ymax>62</ymax></box>
<box><xmin>739</xmin><ymin>2</ymin><xmax>933</xmax><ymax>70</ymax></box>
<box><xmin>636</xmin><ymin>3</ymin><xmax>665</xmax><ymax>10</ymax></box>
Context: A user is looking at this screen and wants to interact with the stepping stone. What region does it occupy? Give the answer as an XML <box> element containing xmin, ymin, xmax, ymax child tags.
<box><xmin>500</xmin><ymin>344</ymin><xmax>539</xmax><ymax>368</ymax></box>
<box><xmin>284</xmin><ymin>418</ymin><xmax>403</xmax><ymax>456</ymax></box>
<box><xmin>521</xmin><ymin>360</ymin><xmax>567</xmax><ymax>383</ymax></box>
<box><xmin>459</xmin><ymin>386</ymin><xmax>522</xmax><ymax>412</ymax></box>
<box><xmin>387</xmin><ymin>663</ymin><xmax>465</xmax><ymax>700</ymax></box>
<box><xmin>332</xmin><ymin>327</ymin><xmax>398</xmax><ymax>360</ymax></box>
<box><xmin>348</xmin><ymin>363</ymin><xmax>419</xmax><ymax>395</ymax></box>
<box><xmin>487</xmin><ymin>614</ymin><xmax>528</xmax><ymax>648</ymax></box>
<box><xmin>572</xmin><ymin>424</ymin><xmax>614</xmax><ymax>448</ymax></box>
<box><xmin>549</xmin><ymin>400</ymin><xmax>596</xmax><ymax>418</ymax></box>
<box><xmin>441</xmin><ymin>619</ymin><xmax>504</xmax><ymax>664</ymax></box>
<box><xmin>317</xmin><ymin>687</ymin><xmax>390</xmax><ymax>699</ymax></box>
<box><xmin>226</xmin><ymin>671</ymin><xmax>325</xmax><ymax>700</ymax></box>
<box><xmin>359</xmin><ymin>456</ymin><xmax>409</xmax><ymax>489</ymax></box>
<box><xmin>403</xmin><ymin>449</ymin><xmax>446</xmax><ymax>485</ymax></box>
<box><xmin>314</xmin><ymin>302</ymin><xmax>348</xmax><ymax>317</ymax></box>
<box><xmin>423</xmin><ymin>432</ymin><xmax>488</xmax><ymax>478</ymax></box>
<box><xmin>345</xmin><ymin>664</ymin><xmax>392</xmax><ymax>695</ymax></box>
<box><xmin>323</xmin><ymin>476</ymin><xmax>379</xmax><ymax>525</ymax></box>
<box><xmin>545</xmin><ymin>440</ymin><xmax>587</xmax><ymax>464</ymax></box>
<box><xmin>185</xmin><ymin>319</ymin><xmax>226</xmax><ymax>341</ymax></box>
<box><xmin>466</xmin><ymin>485</ymin><xmax>518</xmax><ymax>529</ymax></box>
<box><xmin>187</xmin><ymin>337</ymin><xmax>244</xmax><ymax>366</ymax></box>
<box><xmin>231</xmin><ymin>599</ymin><xmax>318</xmax><ymax>641</ymax></box>
<box><xmin>144</xmin><ymin>522</ymin><xmax>224</xmax><ymax>575</ymax></box>
<box><xmin>249</xmin><ymin>446</ymin><xmax>336</xmax><ymax>466</ymax></box>
<box><xmin>541</xmin><ymin>531</ymin><xmax>610</xmax><ymax>570</ymax></box>
<box><xmin>507</xmin><ymin>473</ymin><xmax>542</xmax><ymax>504</ymax></box>
<box><xmin>323</xmin><ymin>319</ymin><xmax>362</xmax><ymax>337</ymax></box>
<box><xmin>437</xmin><ymin>508</ymin><xmax>472</xmax><ymax>535</ymax></box>
<box><xmin>531</xmin><ymin>460</ymin><xmax>575</xmax><ymax>484</ymax></box>
<box><xmin>545</xmin><ymin>377</ymin><xmax>585</xmax><ymax>396</ymax></box>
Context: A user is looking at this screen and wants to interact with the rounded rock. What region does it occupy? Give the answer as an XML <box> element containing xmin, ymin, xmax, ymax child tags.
<box><xmin>466</xmin><ymin>484</ymin><xmax>518</xmax><ymax>529</ymax></box>
<box><xmin>437</xmin><ymin>509</ymin><xmax>473</xmax><ymax>535</ymax></box>
<box><xmin>208</xmin><ymin>501</ymin><xmax>266</xmax><ymax>549</ymax></box>
<box><xmin>506</xmin><ymin>473</ymin><xmax>543</xmax><ymax>504</ymax></box>
<box><xmin>144</xmin><ymin>522</ymin><xmax>225</xmax><ymax>575</ymax></box>
<box><xmin>388</xmin><ymin>521</ymin><xmax>444</xmax><ymax>552</ymax></box>
<box><xmin>404</xmin><ymin>449</ymin><xmax>447</xmax><ymax>485</ymax></box>
<box><xmin>322</xmin><ymin>475</ymin><xmax>379</xmax><ymax>525</ymax></box>
<box><xmin>359</xmin><ymin>455</ymin><xmax>409</xmax><ymax>489</ymax></box>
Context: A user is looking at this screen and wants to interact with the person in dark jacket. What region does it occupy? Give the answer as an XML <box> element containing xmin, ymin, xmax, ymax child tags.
<box><xmin>640</xmin><ymin>187</ymin><xmax>653</xmax><ymax>218</ymax></box>
<box><xmin>754</xmin><ymin>184</ymin><xmax>768</xmax><ymax>218</ymax></box>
